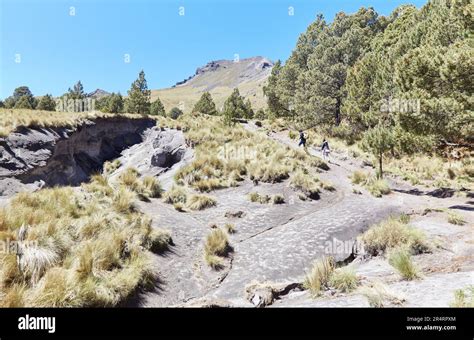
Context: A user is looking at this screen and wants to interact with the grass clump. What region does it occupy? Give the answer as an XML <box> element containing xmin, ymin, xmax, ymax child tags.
<box><xmin>186</xmin><ymin>194</ymin><xmax>217</xmax><ymax>211</ymax></box>
<box><xmin>359</xmin><ymin>216</ymin><xmax>430</xmax><ymax>256</ymax></box>
<box><xmin>248</xmin><ymin>192</ymin><xmax>271</xmax><ymax>204</ymax></box>
<box><xmin>204</xmin><ymin>228</ymin><xmax>230</xmax><ymax>269</ymax></box>
<box><xmin>303</xmin><ymin>257</ymin><xmax>334</xmax><ymax>297</ymax></box>
<box><xmin>272</xmin><ymin>194</ymin><xmax>285</xmax><ymax>204</ymax></box>
<box><xmin>351</xmin><ymin>170</ymin><xmax>369</xmax><ymax>185</ymax></box>
<box><xmin>365</xmin><ymin>178</ymin><xmax>391</xmax><ymax>197</ymax></box>
<box><xmin>290</xmin><ymin>170</ymin><xmax>320</xmax><ymax>199</ymax></box>
<box><xmin>162</xmin><ymin>185</ymin><xmax>188</xmax><ymax>204</ymax></box>
<box><xmin>329</xmin><ymin>266</ymin><xmax>358</xmax><ymax>292</ymax></box>
<box><xmin>388</xmin><ymin>246</ymin><xmax>419</xmax><ymax>280</ymax></box>
<box><xmin>449</xmin><ymin>286</ymin><xmax>474</xmax><ymax>307</ymax></box>
<box><xmin>0</xmin><ymin>183</ymin><xmax>171</xmax><ymax>307</ymax></box>
<box><xmin>224</xmin><ymin>223</ymin><xmax>236</xmax><ymax>234</ymax></box>
<box><xmin>447</xmin><ymin>211</ymin><xmax>465</xmax><ymax>225</ymax></box>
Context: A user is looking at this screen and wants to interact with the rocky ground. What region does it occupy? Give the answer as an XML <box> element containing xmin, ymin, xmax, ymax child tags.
<box><xmin>1</xmin><ymin>120</ymin><xmax>471</xmax><ymax>308</ymax></box>
<box><xmin>126</xmin><ymin>123</ymin><xmax>473</xmax><ymax>307</ymax></box>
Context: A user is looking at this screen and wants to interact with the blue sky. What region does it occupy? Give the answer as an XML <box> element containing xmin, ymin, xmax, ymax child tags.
<box><xmin>0</xmin><ymin>0</ymin><xmax>427</xmax><ymax>99</ymax></box>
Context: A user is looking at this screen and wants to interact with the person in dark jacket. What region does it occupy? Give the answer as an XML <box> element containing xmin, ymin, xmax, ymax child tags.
<box><xmin>298</xmin><ymin>130</ymin><xmax>306</xmax><ymax>148</ymax></box>
<box><xmin>321</xmin><ymin>138</ymin><xmax>330</xmax><ymax>160</ymax></box>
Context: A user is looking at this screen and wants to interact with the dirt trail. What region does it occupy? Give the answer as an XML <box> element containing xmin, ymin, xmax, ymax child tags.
<box><xmin>131</xmin><ymin>122</ymin><xmax>416</xmax><ymax>307</ymax></box>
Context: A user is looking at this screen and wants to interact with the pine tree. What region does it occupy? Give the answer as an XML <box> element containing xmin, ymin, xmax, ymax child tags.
<box><xmin>150</xmin><ymin>97</ymin><xmax>166</xmax><ymax>116</ymax></box>
<box><xmin>106</xmin><ymin>93</ymin><xmax>124</xmax><ymax>113</ymax></box>
<box><xmin>192</xmin><ymin>92</ymin><xmax>217</xmax><ymax>115</ymax></box>
<box><xmin>222</xmin><ymin>88</ymin><xmax>247</xmax><ymax>125</ymax></box>
<box><xmin>37</xmin><ymin>94</ymin><xmax>56</xmax><ymax>111</ymax></box>
<box><xmin>67</xmin><ymin>81</ymin><xmax>85</xmax><ymax>100</ymax></box>
<box><xmin>168</xmin><ymin>107</ymin><xmax>183</xmax><ymax>119</ymax></box>
<box><xmin>244</xmin><ymin>99</ymin><xmax>254</xmax><ymax>119</ymax></box>
<box><xmin>14</xmin><ymin>95</ymin><xmax>33</xmax><ymax>109</ymax></box>
<box><xmin>126</xmin><ymin>70</ymin><xmax>151</xmax><ymax>114</ymax></box>
<box><xmin>361</xmin><ymin>124</ymin><xmax>395</xmax><ymax>178</ymax></box>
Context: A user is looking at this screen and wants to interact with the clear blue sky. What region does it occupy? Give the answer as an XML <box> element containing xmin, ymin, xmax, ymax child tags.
<box><xmin>0</xmin><ymin>0</ymin><xmax>427</xmax><ymax>99</ymax></box>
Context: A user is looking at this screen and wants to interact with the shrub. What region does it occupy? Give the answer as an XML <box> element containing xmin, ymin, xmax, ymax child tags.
<box><xmin>141</xmin><ymin>176</ymin><xmax>162</xmax><ymax>198</ymax></box>
<box><xmin>329</xmin><ymin>266</ymin><xmax>358</xmax><ymax>292</ymax></box>
<box><xmin>449</xmin><ymin>287</ymin><xmax>474</xmax><ymax>307</ymax></box>
<box><xmin>162</xmin><ymin>185</ymin><xmax>188</xmax><ymax>204</ymax></box>
<box><xmin>204</xmin><ymin>228</ymin><xmax>230</xmax><ymax>269</ymax></box>
<box><xmin>187</xmin><ymin>194</ymin><xmax>217</xmax><ymax>211</ymax></box>
<box><xmin>360</xmin><ymin>216</ymin><xmax>430</xmax><ymax>256</ymax></box>
<box><xmin>168</xmin><ymin>107</ymin><xmax>183</xmax><ymax>120</ymax></box>
<box><xmin>365</xmin><ymin>178</ymin><xmax>391</xmax><ymax>197</ymax></box>
<box><xmin>290</xmin><ymin>170</ymin><xmax>320</xmax><ymax>199</ymax></box>
<box><xmin>272</xmin><ymin>194</ymin><xmax>285</xmax><ymax>204</ymax></box>
<box><xmin>303</xmin><ymin>257</ymin><xmax>334</xmax><ymax>297</ymax></box>
<box><xmin>447</xmin><ymin>212</ymin><xmax>465</xmax><ymax>225</ymax></box>
<box><xmin>351</xmin><ymin>170</ymin><xmax>369</xmax><ymax>185</ymax></box>
<box><xmin>388</xmin><ymin>246</ymin><xmax>419</xmax><ymax>280</ymax></box>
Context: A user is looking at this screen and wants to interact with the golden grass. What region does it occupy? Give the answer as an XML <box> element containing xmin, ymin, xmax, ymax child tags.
<box><xmin>0</xmin><ymin>177</ymin><xmax>170</xmax><ymax>307</ymax></box>
<box><xmin>329</xmin><ymin>266</ymin><xmax>359</xmax><ymax>293</ymax></box>
<box><xmin>303</xmin><ymin>257</ymin><xmax>334</xmax><ymax>297</ymax></box>
<box><xmin>204</xmin><ymin>228</ymin><xmax>230</xmax><ymax>269</ymax></box>
<box><xmin>0</xmin><ymin>108</ymin><xmax>147</xmax><ymax>137</ymax></box>
<box><xmin>388</xmin><ymin>246</ymin><xmax>420</xmax><ymax>280</ymax></box>
<box><xmin>359</xmin><ymin>216</ymin><xmax>430</xmax><ymax>256</ymax></box>
<box><xmin>290</xmin><ymin>170</ymin><xmax>320</xmax><ymax>199</ymax></box>
<box><xmin>186</xmin><ymin>194</ymin><xmax>217</xmax><ymax>211</ymax></box>
<box><xmin>447</xmin><ymin>211</ymin><xmax>466</xmax><ymax>225</ymax></box>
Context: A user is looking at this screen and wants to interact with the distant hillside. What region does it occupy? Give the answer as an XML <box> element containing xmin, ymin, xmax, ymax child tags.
<box><xmin>88</xmin><ymin>89</ymin><xmax>110</xmax><ymax>98</ymax></box>
<box><xmin>151</xmin><ymin>56</ymin><xmax>273</xmax><ymax>113</ymax></box>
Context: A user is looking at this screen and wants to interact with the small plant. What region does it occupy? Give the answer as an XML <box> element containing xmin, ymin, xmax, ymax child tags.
<box><xmin>329</xmin><ymin>266</ymin><xmax>358</xmax><ymax>292</ymax></box>
<box><xmin>248</xmin><ymin>192</ymin><xmax>271</xmax><ymax>204</ymax></box>
<box><xmin>103</xmin><ymin>159</ymin><xmax>121</xmax><ymax>175</ymax></box>
<box><xmin>141</xmin><ymin>176</ymin><xmax>162</xmax><ymax>198</ymax></box>
<box><xmin>290</xmin><ymin>170</ymin><xmax>320</xmax><ymax>199</ymax></box>
<box><xmin>187</xmin><ymin>194</ymin><xmax>217</xmax><ymax>211</ymax></box>
<box><xmin>173</xmin><ymin>202</ymin><xmax>185</xmax><ymax>212</ymax></box>
<box><xmin>272</xmin><ymin>194</ymin><xmax>285</xmax><ymax>204</ymax></box>
<box><xmin>449</xmin><ymin>287</ymin><xmax>474</xmax><ymax>307</ymax></box>
<box><xmin>224</xmin><ymin>223</ymin><xmax>235</xmax><ymax>234</ymax></box>
<box><xmin>162</xmin><ymin>185</ymin><xmax>188</xmax><ymax>204</ymax></box>
<box><xmin>204</xmin><ymin>228</ymin><xmax>230</xmax><ymax>269</ymax></box>
<box><xmin>365</xmin><ymin>178</ymin><xmax>391</xmax><ymax>197</ymax></box>
<box><xmin>351</xmin><ymin>170</ymin><xmax>369</xmax><ymax>185</ymax></box>
<box><xmin>447</xmin><ymin>212</ymin><xmax>465</xmax><ymax>225</ymax></box>
<box><xmin>388</xmin><ymin>246</ymin><xmax>419</xmax><ymax>280</ymax></box>
<box><xmin>360</xmin><ymin>216</ymin><xmax>430</xmax><ymax>256</ymax></box>
<box><xmin>303</xmin><ymin>257</ymin><xmax>334</xmax><ymax>297</ymax></box>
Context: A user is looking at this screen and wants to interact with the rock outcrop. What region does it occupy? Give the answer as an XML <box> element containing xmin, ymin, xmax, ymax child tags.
<box><xmin>0</xmin><ymin>117</ymin><xmax>155</xmax><ymax>195</ymax></box>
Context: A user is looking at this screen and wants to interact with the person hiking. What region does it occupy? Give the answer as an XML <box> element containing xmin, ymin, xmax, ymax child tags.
<box><xmin>298</xmin><ymin>130</ymin><xmax>306</xmax><ymax>148</ymax></box>
<box><xmin>321</xmin><ymin>138</ymin><xmax>330</xmax><ymax>161</ymax></box>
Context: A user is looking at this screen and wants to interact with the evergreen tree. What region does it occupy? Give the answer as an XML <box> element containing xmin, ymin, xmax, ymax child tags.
<box><xmin>150</xmin><ymin>97</ymin><xmax>166</xmax><ymax>116</ymax></box>
<box><xmin>126</xmin><ymin>70</ymin><xmax>151</xmax><ymax>114</ymax></box>
<box><xmin>14</xmin><ymin>95</ymin><xmax>34</xmax><ymax>109</ymax></box>
<box><xmin>37</xmin><ymin>94</ymin><xmax>56</xmax><ymax>111</ymax></box>
<box><xmin>67</xmin><ymin>81</ymin><xmax>85</xmax><ymax>100</ymax></box>
<box><xmin>192</xmin><ymin>92</ymin><xmax>217</xmax><ymax>115</ymax></box>
<box><xmin>361</xmin><ymin>124</ymin><xmax>395</xmax><ymax>178</ymax></box>
<box><xmin>106</xmin><ymin>93</ymin><xmax>124</xmax><ymax>113</ymax></box>
<box><xmin>222</xmin><ymin>88</ymin><xmax>248</xmax><ymax>125</ymax></box>
<box><xmin>244</xmin><ymin>99</ymin><xmax>254</xmax><ymax>119</ymax></box>
<box><xmin>168</xmin><ymin>107</ymin><xmax>183</xmax><ymax>119</ymax></box>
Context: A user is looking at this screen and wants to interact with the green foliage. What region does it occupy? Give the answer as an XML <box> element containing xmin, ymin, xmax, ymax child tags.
<box><xmin>5</xmin><ymin>86</ymin><xmax>37</xmax><ymax>109</ymax></box>
<box><xmin>222</xmin><ymin>88</ymin><xmax>252</xmax><ymax>125</ymax></box>
<box><xmin>168</xmin><ymin>107</ymin><xmax>183</xmax><ymax>120</ymax></box>
<box><xmin>36</xmin><ymin>94</ymin><xmax>56</xmax><ymax>111</ymax></box>
<box><xmin>361</xmin><ymin>124</ymin><xmax>395</xmax><ymax>178</ymax></box>
<box><xmin>150</xmin><ymin>98</ymin><xmax>166</xmax><ymax>116</ymax></box>
<box><xmin>67</xmin><ymin>81</ymin><xmax>85</xmax><ymax>100</ymax></box>
<box><xmin>192</xmin><ymin>92</ymin><xmax>217</xmax><ymax>115</ymax></box>
<box><xmin>97</xmin><ymin>93</ymin><xmax>124</xmax><ymax>114</ymax></box>
<box><xmin>126</xmin><ymin>70</ymin><xmax>151</xmax><ymax>114</ymax></box>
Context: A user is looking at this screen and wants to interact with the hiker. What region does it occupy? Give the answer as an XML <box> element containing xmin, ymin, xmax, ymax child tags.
<box><xmin>321</xmin><ymin>138</ymin><xmax>330</xmax><ymax>161</ymax></box>
<box><xmin>298</xmin><ymin>130</ymin><xmax>306</xmax><ymax>148</ymax></box>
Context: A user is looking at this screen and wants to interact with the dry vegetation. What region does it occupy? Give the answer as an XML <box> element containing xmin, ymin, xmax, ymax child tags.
<box><xmin>204</xmin><ymin>228</ymin><xmax>231</xmax><ymax>269</ymax></box>
<box><xmin>351</xmin><ymin>170</ymin><xmax>391</xmax><ymax>198</ymax></box>
<box><xmin>0</xmin><ymin>108</ymin><xmax>148</xmax><ymax>137</ymax></box>
<box><xmin>0</xmin><ymin>175</ymin><xmax>171</xmax><ymax>307</ymax></box>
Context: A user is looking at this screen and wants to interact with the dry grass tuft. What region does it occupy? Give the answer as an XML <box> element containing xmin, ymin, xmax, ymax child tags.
<box><xmin>204</xmin><ymin>228</ymin><xmax>230</xmax><ymax>269</ymax></box>
<box><xmin>388</xmin><ymin>246</ymin><xmax>420</xmax><ymax>280</ymax></box>
<box><xmin>187</xmin><ymin>194</ymin><xmax>217</xmax><ymax>211</ymax></box>
<box><xmin>303</xmin><ymin>257</ymin><xmax>334</xmax><ymax>297</ymax></box>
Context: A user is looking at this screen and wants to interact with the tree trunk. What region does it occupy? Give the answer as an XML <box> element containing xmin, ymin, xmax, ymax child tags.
<box><xmin>335</xmin><ymin>98</ymin><xmax>341</xmax><ymax>126</ymax></box>
<box><xmin>378</xmin><ymin>152</ymin><xmax>383</xmax><ymax>179</ymax></box>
